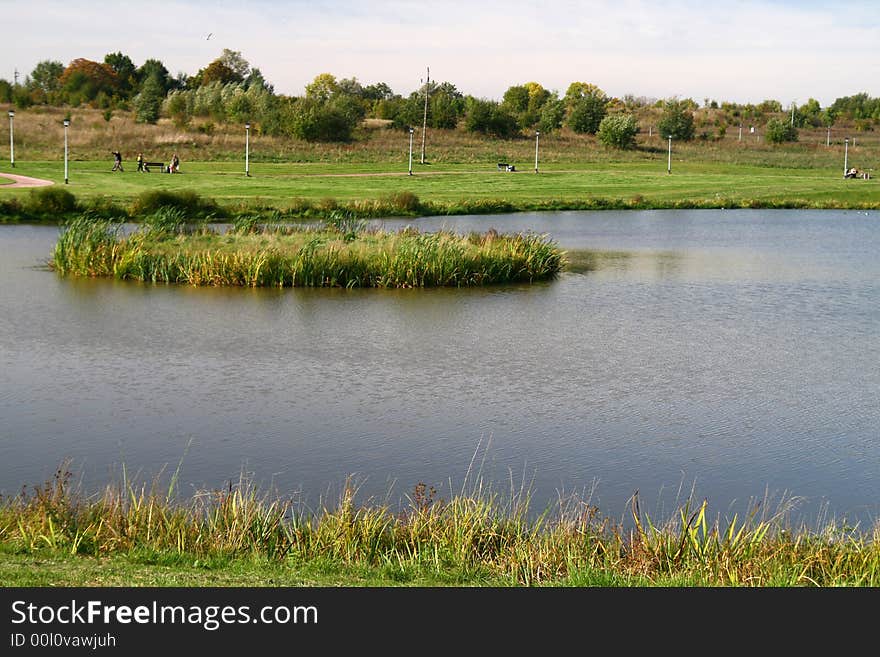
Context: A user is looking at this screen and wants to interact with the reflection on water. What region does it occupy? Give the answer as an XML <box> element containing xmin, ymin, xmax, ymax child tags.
<box><xmin>559</xmin><ymin>249</ymin><xmax>634</xmax><ymax>275</ymax></box>
<box><xmin>1</xmin><ymin>209</ymin><xmax>879</xmax><ymax>529</ymax></box>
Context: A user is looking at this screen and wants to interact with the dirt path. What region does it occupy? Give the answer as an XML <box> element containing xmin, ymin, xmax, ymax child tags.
<box><xmin>0</xmin><ymin>173</ymin><xmax>55</xmax><ymax>188</ymax></box>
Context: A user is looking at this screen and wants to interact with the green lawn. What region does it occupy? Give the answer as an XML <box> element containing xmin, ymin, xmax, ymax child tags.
<box><xmin>2</xmin><ymin>159</ymin><xmax>878</xmax><ymax>212</ymax></box>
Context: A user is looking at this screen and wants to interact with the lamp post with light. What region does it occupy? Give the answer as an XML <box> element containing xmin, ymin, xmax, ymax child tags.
<box><xmin>63</xmin><ymin>119</ymin><xmax>70</xmax><ymax>184</ymax></box>
<box><xmin>245</xmin><ymin>122</ymin><xmax>250</xmax><ymax>177</ymax></box>
<box><xmin>8</xmin><ymin>110</ymin><xmax>14</xmax><ymax>168</ymax></box>
<box><xmin>534</xmin><ymin>130</ymin><xmax>540</xmax><ymax>174</ymax></box>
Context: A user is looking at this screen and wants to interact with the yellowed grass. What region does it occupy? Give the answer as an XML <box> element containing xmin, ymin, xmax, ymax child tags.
<box><xmin>3</xmin><ymin>102</ymin><xmax>877</xmax><ymax>167</ymax></box>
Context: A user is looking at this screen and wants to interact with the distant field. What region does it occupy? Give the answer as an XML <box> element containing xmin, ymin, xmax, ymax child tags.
<box><xmin>1</xmin><ymin>105</ymin><xmax>878</xmax><ymax>214</ymax></box>
<box><xmin>2</xmin><ymin>159</ymin><xmax>878</xmax><ymax>213</ymax></box>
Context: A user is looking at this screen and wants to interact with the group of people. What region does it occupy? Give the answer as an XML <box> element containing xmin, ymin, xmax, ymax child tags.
<box><xmin>111</xmin><ymin>151</ymin><xmax>181</xmax><ymax>173</ymax></box>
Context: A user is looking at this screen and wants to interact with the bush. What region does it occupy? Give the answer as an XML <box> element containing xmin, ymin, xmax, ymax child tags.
<box><xmin>0</xmin><ymin>197</ymin><xmax>23</xmax><ymax>221</ymax></box>
<box><xmin>764</xmin><ymin>118</ymin><xmax>798</xmax><ymax>143</ymax></box>
<box><xmin>597</xmin><ymin>114</ymin><xmax>639</xmax><ymax>149</ymax></box>
<box><xmin>290</xmin><ymin>98</ymin><xmax>356</xmax><ymax>142</ymax></box>
<box><xmin>25</xmin><ymin>187</ymin><xmax>78</xmax><ymax>216</ymax></box>
<box><xmin>133</xmin><ymin>74</ymin><xmax>163</xmax><ymax>124</ymax></box>
<box><xmin>657</xmin><ymin>99</ymin><xmax>696</xmax><ymax>140</ymax></box>
<box><xmin>567</xmin><ymin>95</ymin><xmax>607</xmax><ymax>134</ymax></box>
<box><xmin>538</xmin><ymin>100</ymin><xmax>566</xmax><ymax>133</ymax></box>
<box><xmin>464</xmin><ymin>99</ymin><xmax>519</xmax><ymax>138</ymax></box>
<box><xmin>130</xmin><ymin>190</ymin><xmax>219</xmax><ymax>217</ymax></box>
<box><xmin>385</xmin><ymin>191</ymin><xmax>421</xmax><ymax>213</ymax></box>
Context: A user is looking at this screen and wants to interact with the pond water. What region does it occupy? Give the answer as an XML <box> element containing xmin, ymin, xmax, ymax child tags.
<box><xmin>1</xmin><ymin>209</ymin><xmax>878</xmax><ymax>528</ymax></box>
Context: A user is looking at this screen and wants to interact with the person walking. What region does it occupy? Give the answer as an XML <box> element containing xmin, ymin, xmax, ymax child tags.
<box><xmin>136</xmin><ymin>152</ymin><xmax>145</xmax><ymax>172</ymax></box>
<box><xmin>111</xmin><ymin>151</ymin><xmax>124</xmax><ymax>172</ymax></box>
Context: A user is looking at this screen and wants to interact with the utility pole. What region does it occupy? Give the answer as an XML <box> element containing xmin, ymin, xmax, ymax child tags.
<box><xmin>420</xmin><ymin>66</ymin><xmax>429</xmax><ymax>164</ymax></box>
<box><xmin>791</xmin><ymin>101</ymin><xmax>795</xmax><ymax>127</ymax></box>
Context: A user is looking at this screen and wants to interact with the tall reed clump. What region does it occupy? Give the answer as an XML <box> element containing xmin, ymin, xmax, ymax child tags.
<box><xmin>3</xmin><ymin>464</ymin><xmax>880</xmax><ymax>585</ymax></box>
<box><xmin>51</xmin><ymin>214</ymin><xmax>122</xmax><ymax>277</ymax></box>
<box><xmin>50</xmin><ymin>213</ymin><xmax>566</xmax><ymax>288</ymax></box>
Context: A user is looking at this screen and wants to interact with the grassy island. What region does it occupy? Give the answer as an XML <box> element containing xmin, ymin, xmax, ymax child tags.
<box><xmin>50</xmin><ymin>211</ymin><xmax>565</xmax><ymax>287</ymax></box>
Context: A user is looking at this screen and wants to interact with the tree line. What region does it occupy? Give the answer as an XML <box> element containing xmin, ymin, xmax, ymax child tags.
<box><xmin>1</xmin><ymin>49</ymin><xmax>878</xmax><ymax>148</ymax></box>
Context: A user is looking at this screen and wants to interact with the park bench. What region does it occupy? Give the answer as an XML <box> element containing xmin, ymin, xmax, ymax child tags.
<box><xmin>141</xmin><ymin>161</ymin><xmax>165</xmax><ymax>173</ymax></box>
<box><xmin>497</xmin><ymin>162</ymin><xmax>515</xmax><ymax>172</ymax></box>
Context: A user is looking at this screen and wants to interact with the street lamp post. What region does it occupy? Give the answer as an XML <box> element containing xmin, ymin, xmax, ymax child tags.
<box><xmin>245</xmin><ymin>122</ymin><xmax>250</xmax><ymax>177</ymax></box>
<box><xmin>826</xmin><ymin>126</ymin><xmax>831</xmax><ymax>147</ymax></box>
<box><xmin>8</xmin><ymin>110</ymin><xmax>14</xmax><ymax>168</ymax></box>
<box><xmin>408</xmin><ymin>127</ymin><xmax>414</xmax><ymax>176</ymax></box>
<box><xmin>534</xmin><ymin>130</ymin><xmax>540</xmax><ymax>174</ymax></box>
<box><xmin>667</xmin><ymin>135</ymin><xmax>672</xmax><ymax>174</ymax></box>
<box><xmin>843</xmin><ymin>137</ymin><xmax>849</xmax><ymax>177</ymax></box>
<box><xmin>63</xmin><ymin>119</ymin><xmax>70</xmax><ymax>184</ymax></box>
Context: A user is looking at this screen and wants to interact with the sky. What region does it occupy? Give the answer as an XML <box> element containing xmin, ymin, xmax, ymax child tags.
<box><xmin>3</xmin><ymin>0</ymin><xmax>878</xmax><ymax>107</ymax></box>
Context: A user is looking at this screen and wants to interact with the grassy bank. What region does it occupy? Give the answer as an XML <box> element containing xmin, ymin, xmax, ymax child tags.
<box><xmin>1</xmin><ymin>465</ymin><xmax>878</xmax><ymax>587</ymax></box>
<box><xmin>50</xmin><ymin>212</ymin><xmax>565</xmax><ymax>287</ymax></box>
<box><xmin>1</xmin><ymin>104</ymin><xmax>878</xmax><ymax>222</ymax></box>
<box><xmin>2</xmin><ymin>159</ymin><xmax>878</xmax><ymax>225</ymax></box>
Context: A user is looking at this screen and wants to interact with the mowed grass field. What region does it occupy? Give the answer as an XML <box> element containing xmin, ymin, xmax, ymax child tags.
<box><xmin>1</xmin><ymin>105</ymin><xmax>878</xmax><ymax>213</ymax></box>
<box><xmin>3</xmin><ymin>159</ymin><xmax>879</xmax><ymax>212</ymax></box>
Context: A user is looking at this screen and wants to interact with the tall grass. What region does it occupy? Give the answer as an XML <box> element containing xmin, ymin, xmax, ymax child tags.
<box><xmin>50</xmin><ymin>213</ymin><xmax>566</xmax><ymax>288</ymax></box>
<box><xmin>4</xmin><ymin>104</ymin><xmax>877</xmax><ymax>166</ymax></box>
<box><xmin>2</xmin><ymin>462</ymin><xmax>879</xmax><ymax>586</ymax></box>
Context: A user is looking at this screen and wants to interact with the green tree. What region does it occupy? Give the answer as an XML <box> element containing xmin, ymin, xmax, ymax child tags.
<box><xmin>200</xmin><ymin>60</ymin><xmax>241</xmax><ymax>86</ymax></box>
<box><xmin>502</xmin><ymin>85</ymin><xmax>530</xmax><ymax>115</ymax></box>
<box><xmin>538</xmin><ymin>99</ymin><xmax>566</xmax><ymax>133</ymax></box>
<box><xmin>657</xmin><ymin>98</ymin><xmax>695</xmax><ymax>140</ymax></box>
<box><xmin>217</xmin><ymin>49</ymin><xmax>250</xmax><ymax>80</ymax></box>
<box><xmin>389</xmin><ymin>92</ymin><xmax>425</xmax><ymax>130</ymax></box>
<box><xmin>502</xmin><ymin>82</ymin><xmax>550</xmax><ymax>129</ymax></box>
<box><xmin>567</xmin><ymin>95</ymin><xmax>607</xmax><ymax>134</ymax></box>
<box><xmin>764</xmin><ymin>117</ymin><xmax>798</xmax><ymax>143</ymax></box>
<box><xmin>363</xmin><ymin>82</ymin><xmax>395</xmax><ymax>102</ymax></box>
<box><xmin>564</xmin><ymin>81</ymin><xmax>607</xmax><ymax>107</ymax></box>
<box><xmin>103</xmin><ymin>52</ymin><xmax>137</xmax><ymax>96</ymax></box>
<box><xmin>244</xmin><ymin>68</ymin><xmax>272</xmax><ymax>93</ymax></box>
<box><xmin>290</xmin><ymin>97</ymin><xmax>355</xmax><ymax>141</ymax></box>
<box><xmin>597</xmin><ymin>113</ymin><xmax>639</xmax><ymax>149</ymax></box>
<box><xmin>165</xmin><ymin>90</ymin><xmax>191</xmax><ymax>126</ymax></box>
<box><xmin>797</xmin><ymin>98</ymin><xmax>823</xmax><ymax>127</ymax></box>
<box><xmin>29</xmin><ymin>60</ymin><xmax>64</xmax><ymax>96</ymax></box>
<box><xmin>133</xmin><ymin>74</ymin><xmax>164</xmax><ymax>123</ymax></box>
<box><xmin>756</xmin><ymin>99</ymin><xmax>782</xmax><ymax>113</ymax></box>
<box><xmin>137</xmin><ymin>59</ymin><xmax>172</xmax><ymax>94</ymax></box>
<box><xmin>464</xmin><ymin>99</ymin><xmax>519</xmax><ymax>138</ymax></box>
<box><xmin>427</xmin><ymin>82</ymin><xmax>464</xmax><ymax>129</ymax></box>
<box><xmin>305</xmin><ymin>73</ymin><xmax>339</xmax><ymax>103</ymax></box>
<box><xmin>336</xmin><ymin>77</ymin><xmax>364</xmax><ymax>97</ymax></box>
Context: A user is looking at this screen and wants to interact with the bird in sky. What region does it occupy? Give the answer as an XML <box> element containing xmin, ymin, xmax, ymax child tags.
<box><xmin>206</xmin><ymin>33</ymin><xmax>212</xmax><ymax>40</ymax></box>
